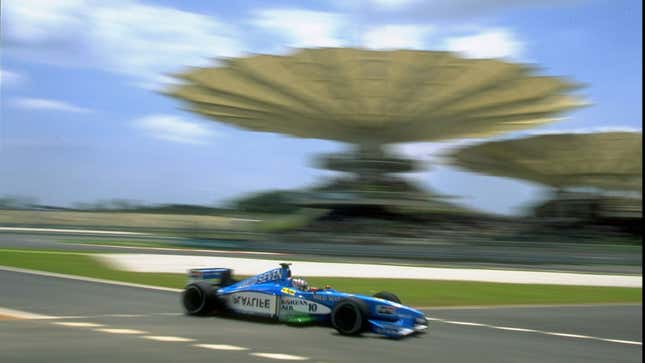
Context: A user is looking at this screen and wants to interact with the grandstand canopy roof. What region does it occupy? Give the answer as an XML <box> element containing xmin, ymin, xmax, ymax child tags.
<box><xmin>450</xmin><ymin>132</ymin><xmax>643</xmax><ymax>190</ymax></box>
<box><xmin>167</xmin><ymin>48</ymin><xmax>585</xmax><ymax>144</ymax></box>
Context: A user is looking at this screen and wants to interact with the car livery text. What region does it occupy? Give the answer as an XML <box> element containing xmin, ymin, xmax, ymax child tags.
<box><xmin>238</xmin><ymin>268</ymin><xmax>283</xmax><ymax>287</ymax></box>
<box><xmin>233</xmin><ymin>295</ymin><xmax>272</xmax><ymax>309</ymax></box>
<box><xmin>280</xmin><ymin>297</ymin><xmax>331</xmax><ymax>315</ymax></box>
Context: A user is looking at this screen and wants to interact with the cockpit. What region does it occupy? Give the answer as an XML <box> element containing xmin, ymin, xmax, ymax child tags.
<box><xmin>290</xmin><ymin>277</ymin><xmax>309</xmax><ymax>291</ymax></box>
<box><xmin>289</xmin><ymin>277</ymin><xmax>333</xmax><ymax>292</ymax></box>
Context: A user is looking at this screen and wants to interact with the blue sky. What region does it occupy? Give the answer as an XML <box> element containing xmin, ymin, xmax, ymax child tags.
<box><xmin>0</xmin><ymin>0</ymin><xmax>642</xmax><ymax>214</ymax></box>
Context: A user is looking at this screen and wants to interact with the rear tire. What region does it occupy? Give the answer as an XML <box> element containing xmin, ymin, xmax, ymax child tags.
<box><xmin>182</xmin><ymin>282</ymin><xmax>219</xmax><ymax>316</ymax></box>
<box><xmin>331</xmin><ymin>298</ymin><xmax>369</xmax><ymax>335</ymax></box>
<box><xmin>373</xmin><ymin>291</ymin><xmax>401</xmax><ymax>304</ymax></box>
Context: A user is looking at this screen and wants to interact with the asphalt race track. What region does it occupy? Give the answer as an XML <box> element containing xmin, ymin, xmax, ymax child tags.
<box><xmin>0</xmin><ymin>269</ymin><xmax>641</xmax><ymax>363</ymax></box>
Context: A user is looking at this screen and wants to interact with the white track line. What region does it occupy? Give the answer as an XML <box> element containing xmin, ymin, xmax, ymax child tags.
<box><xmin>45</xmin><ymin>313</ymin><xmax>180</xmax><ymax>319</ymax></box>
<box><xmin>99</xmin><ymin>314</ymin><xmax>146</xmax><ymax>318</ymax></box>
<box><xmin>0</xmin><ymin>307</ymin><xmax>58</xmax><ymax>320</ymax></box>
<box><xmin>494</xmin><ymin>326</ymin><xmax>539</xmax><ymax>333</ymax></box>
<box><xmin>52</xmin><ymin>322</ymin><xmax>104</xmax><ymax>328</ymax></box>
<box><xmin>251</xmin><ymin>353</ymin><xmax>309</xmax><ymax>360</ymax></box>
<box><xmin>5</xmin><ymin>305</ymin><xmax>310</xmax><ymax>361</ymax></box>
<box><xmin>419</xmin><ymin>302</ymin><xmax>644</xmax><ymax>310</ymax></box>
<box><xmin>0</xmin><ymin>265</ymin><xmax>181</xmax><ymax>292</ymax></box>
<box><xmin>440</xmin><ymin>320</ymin><xmax>486</xmax><ymax>327</ymax></box>
<box><xmin>0</xmin><ymin>227</ymin><xmax>148</xmax><ymax>236</ymax></box>
<box><xmin>0</xmin><ymin>306</ymin><xmax>176</xmax><ymax>321</ymax></box>
<box><xmin>59</xmin><ymin>314</ymin><xmax>147</xmax><ymax>318</ymax></box>
<box><xmin>603</xmin><ymin>339</ymin><xmax>644</xmax><ymax>345</ymax></box>
<box><xmin>94</xmin><ymin>328</ymin><xmax>148</xmax><ymax>334</ymax></box>
<box><xmin>193</xmin><ymin>344</ymin><xmax>248</xmax><ymax>351</ymax></box>
<box><xmin>427</xmin><ymin>317</ymin><xmax>642</xmax><ymax>346</ymax></box>
<box><xmin>142</xmin><ymin>335</ymin><xmax>195</xmax><ymax>342</ymax></box>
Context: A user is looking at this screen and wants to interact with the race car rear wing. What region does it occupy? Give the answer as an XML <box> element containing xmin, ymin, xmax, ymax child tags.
<box><xmin>188</xmin><ymin>263</ymin><xmax>292</xmax><ymax>288</ymax></box>
<box><xmin>187</xmin><ymin>268</ymin><xmax>235</xmax><ymax>286</ymax></box>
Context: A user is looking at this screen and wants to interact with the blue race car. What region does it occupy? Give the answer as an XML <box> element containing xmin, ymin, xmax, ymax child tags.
<box><xmin>182</xmin><ymin>263</ymin><xmax>428</xmax><ymax>338</ymax></box>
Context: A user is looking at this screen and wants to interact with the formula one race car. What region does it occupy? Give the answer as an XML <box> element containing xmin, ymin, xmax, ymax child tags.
<box><xmin>181</xmin><ymin>263</ymin><xmax>428</xmax><ymax>338</ymax></box>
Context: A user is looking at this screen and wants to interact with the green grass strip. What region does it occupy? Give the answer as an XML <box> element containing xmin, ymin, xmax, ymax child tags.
<box><xmin>303</xmin><ymin>277</ymin><xmax>642</xmax><ymax>306</ymax></box>
<box><xmin>0</xmin><ymin>249</ymin><xmax>641</xmax><ymax>307</ymax></box>
<box><xmin>0</xmin><ymin>249</ymin><xmax>185</xmax><ymax>288</ymax></box>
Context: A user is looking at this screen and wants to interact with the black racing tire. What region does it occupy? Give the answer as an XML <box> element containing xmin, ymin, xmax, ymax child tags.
<box><xmin>331</xmin><ymin>297</ymin><xmax>369</xmax><ymax>335</ymax></box>
<box><xmin>373</xmin><ymin>291</ymin><xmax>401</xmax><ymax>304</ymax></box>
<box><xmin>182</xmin><ymin>282</ymin><xmax>219</xmax><ymax>316</ymax></box>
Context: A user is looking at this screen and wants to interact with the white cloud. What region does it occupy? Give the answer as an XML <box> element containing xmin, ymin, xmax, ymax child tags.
<box><xmin>335</xmin><ymin>0</ymin><xmax>577</xmax><ymax>22</ymax></box>
<box><xmin>3</xmin><ymin>0</ymin><xmax>242</xmax><ymax>88</ymax></box>
<box><xmin>362</xmin><ymin>25</ymin><xmax>433</xmax><ymax>49</ymax></box>
<box><xmin>0</xmin><ymin>69</ymin><xmax>25</xmax><ymax>87</ymax></box>
<box><xmin>444</xmin><ymin>28</ymin><xmax>523</xmax><ymax>59</ymax></box>
<box><xmin>133</xmin><ymin>114</ymin><xmax>217</xmax><ymax>145</ymax></box>
<box><xmin>11</xmin><ymin>97</ymin><xmax>92</xmax><ymax>113</ymax></box>
<box><xmin>251</xmin><ymin>9</ymin><xmax>347</xmax><ymax>48</ymax></box>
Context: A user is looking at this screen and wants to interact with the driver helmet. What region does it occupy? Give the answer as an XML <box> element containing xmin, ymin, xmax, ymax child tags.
<box><xmin>291</xmin><ymin>277</ymin><xmax>309</xmax><ymax>291</ymax></box>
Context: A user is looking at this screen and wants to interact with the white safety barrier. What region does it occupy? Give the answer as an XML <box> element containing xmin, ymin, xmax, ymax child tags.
<box><xmin>96</xmin><ymin>254</ymin><xmax>642</xmax><ymax>287</ymax></box>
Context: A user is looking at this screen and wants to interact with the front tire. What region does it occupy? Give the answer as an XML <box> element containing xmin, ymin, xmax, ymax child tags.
<box><xmin>331</xmin><ymin>298</ymin><xmax>368</xmax><ymax>335</ymax></box>
<box><xmin>182</xmin><ymin>282</ymin><xmax>218</xmax><ymax>316</ymax></box>
<box><xmin>373</xmin><ymin>291</ymin><xmax>401</xmax><ymax>304</ymax></box>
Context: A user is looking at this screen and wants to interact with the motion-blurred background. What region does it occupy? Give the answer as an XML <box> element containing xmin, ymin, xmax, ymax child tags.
<box><xmin>0</xmin><ymin>0</ymin><xmax>642</xmax><ymax>268</ymax></box>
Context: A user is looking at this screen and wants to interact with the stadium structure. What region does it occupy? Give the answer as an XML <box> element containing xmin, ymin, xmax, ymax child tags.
<box><xmin>450</xmin><ymin>132</ymin><xmax>642</xmax><ymax>232</ymax></box>
<box><xmin>166</xmin><ymin>48</ymin><xmax>585</xmax><ymax>225</ymax></box>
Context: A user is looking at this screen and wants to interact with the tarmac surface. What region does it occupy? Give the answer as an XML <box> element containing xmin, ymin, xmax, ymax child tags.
<box><xmin>0</xmin><ymin>269</ymin><xmax>641</xmax><ymax>363</ymax></box>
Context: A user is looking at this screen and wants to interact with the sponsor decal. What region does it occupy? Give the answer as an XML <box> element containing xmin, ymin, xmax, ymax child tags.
<box><xmin>281</xmin><ymin>287</ymin><xmax>296</xmax><ymax>296</ymax></box>
<box><xmin>311</xmin><ymin>294</ymin><xmax>341</xmax><ymax>303</ymax></box>
<box><xmin>227</xmin><ymin>292</ymin><xmax>276</xmax><ymax>316</ymax></box>
<box><xmin>233</xmin><ymin>295</ymin><xmax>271</xmax><ymax>309</ymax></box>
<box><xmin>238</xmin><ymin>269</ymin><xmax>283</xmax><ymax>287</ymax></box>
<box><xmin>189</xmin><ymin>269</ymin><xmax>227</xmax><ymax>283</ymax></box>
<box><xmin>256</xmin><ymin>269</ymin><xmax>283</xmax><ymax>283</ymax></box>
<box><xmin>376</xmin><ymin>305</ymin><xmax>396</xmax><ymax>315</ymax></box>
<box><xmin>279</xmin><ymin>297</ymin><xmax>331</xmax><ymax>315</ymax></box>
